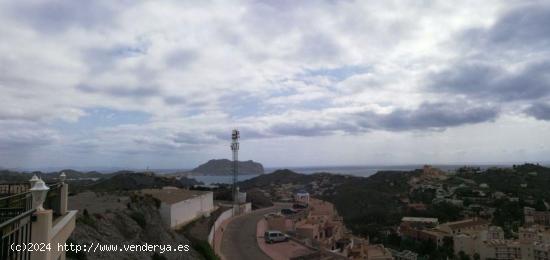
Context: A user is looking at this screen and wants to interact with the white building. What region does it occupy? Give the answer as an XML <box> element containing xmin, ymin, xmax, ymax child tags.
<box><xmin>142</xmin><ymin>188</ymin><xmax>214</xmax><ymax>229</ymax></box>
<box><xmin>454</xmin><ymin>225</ymin><xmax>550</xmax><ymax>260</ymax></box>
<box><xmin>295</xmin><ymin>190</ymin><xmax>310</xmax><ymax>204</ymax></box>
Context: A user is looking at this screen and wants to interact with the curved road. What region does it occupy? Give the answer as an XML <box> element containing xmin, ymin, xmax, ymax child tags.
<box><xmin>221</xmin><ymin>205</ymin><xmax>286</xmax><ymax>260</ymax></box>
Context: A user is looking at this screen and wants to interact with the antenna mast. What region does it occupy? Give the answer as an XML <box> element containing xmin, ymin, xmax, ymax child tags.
<box><xmin>231</xmin><ymin>129</ymin><xmax>240</xmax><ymax>215</ymax></box>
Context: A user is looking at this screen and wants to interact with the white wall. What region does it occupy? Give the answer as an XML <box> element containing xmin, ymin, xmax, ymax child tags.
<box><xmin>208</xmin><ymin>208</ymin><xmax>234</xmax><ymax>244</ymax></box>
<box><xmin>169</xmin><ymin>192</ymin><xmax>214</xmax><ymax>228</ymax></box>
<box><xmin>159</xmin><ymin>203</ymin><xmax>171</xmax><ymax>228</ymax></box>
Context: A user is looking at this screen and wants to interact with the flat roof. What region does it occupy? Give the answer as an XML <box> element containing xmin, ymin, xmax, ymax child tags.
<box><xmin>445</xmin><ymin>218</ymin><xmax>489</xmax><ymax>230</ymax></box>
<box><xmin>402</xmin><ymin>217</ymin><xmax>438</xmax><ymax>223</ymax></box>
<box><xmin>141</xmin><ymin>188</ymin><xmax>211</xmax><ymax>204</ymax></box>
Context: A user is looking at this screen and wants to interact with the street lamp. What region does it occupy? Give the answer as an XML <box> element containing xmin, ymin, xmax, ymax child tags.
<box><xmin>30</xmin><ymin>179</ymin><xmax>49</xmax><ymax>211</ymax></box>
<box><xmin>59</xmin><ymin>172</ymin><xmax>66</xmax><ymax>183</ymax></box>
<box><xmin>29</xmin><ymin>174</ymin><xmax>40</xmax><ymax>188</ymax></box>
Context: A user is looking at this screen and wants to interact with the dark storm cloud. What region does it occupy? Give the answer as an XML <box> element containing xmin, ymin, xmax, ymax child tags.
<box><xmin>525</xmin><ymin>102</ymin><xmax>550</xmax><ymax>121</ymax></box>
<box><xmin>429</xmin><ymin>60</ymin><xmax>550</xmax><ymax>101</ymax></box>
<box><xmin>359</xmin><ymin>102</ymin><xmax>499</xmax><ymax>131</ymax></box>
<box><xmin>462</xmin><ymin>3</ymin><xmax>550</xmax><ymax>51</ymax></box>
<box><xmin>7</xmin><ymin>0</ymin><xmax>119</xmax><ymax>33</ymax></box>
<box><xmin>429</xmin><ymin>3</ymin><xmax>550</xmax><ymax>103</ymax></box>
<box><xmin>269</xmin><ymin>122</ymin><xmax>360</xmax><ymax>137</ymax></box>
<box><xmin>265</xmin><ymin>102</ymin><xmax>499</xmax><ymax>137</ymax></box>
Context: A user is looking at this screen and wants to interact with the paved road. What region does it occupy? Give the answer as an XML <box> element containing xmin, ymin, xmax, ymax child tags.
<box><xmin>221</xmin><ymin>205</ymin><xmax>286</xmax><ymax>260</ymax></box>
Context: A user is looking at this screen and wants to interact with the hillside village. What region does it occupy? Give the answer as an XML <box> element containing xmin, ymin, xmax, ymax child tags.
<box><xmin>239</xmin><ymin>164</ymin><xmax>550</xmax><ymax>260</ymax></box>
<box><xmin>1</xmin><ymin>163</ymin><xmax>550</xmax><ymax>260</ymax></box>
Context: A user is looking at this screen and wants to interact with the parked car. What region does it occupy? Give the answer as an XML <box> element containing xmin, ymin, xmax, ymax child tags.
<box><xmin>280</xmin><ymin>208</ymin><xmax>298</xmax><ymax>215</ymax></box>
<box><xmin>264</xmin><ymin>230</ymin><xmax>289</xmax><ymax>244</ymax></box>
<box><xmin>264</xmin><ymin>212</ymin><xmax>281</xmax><ymax>219</ymax></box>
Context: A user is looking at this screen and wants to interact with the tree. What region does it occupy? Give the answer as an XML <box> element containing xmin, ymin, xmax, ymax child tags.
<box><xmin>458</xmin><ymin>251</ymin><xmax>471</xmax><ymax>260</ymax></box>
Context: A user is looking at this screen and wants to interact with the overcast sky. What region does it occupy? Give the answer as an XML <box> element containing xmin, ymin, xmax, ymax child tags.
<box><xmin>1</xmin><ymin>0</ymin><xmax>550</xmax><ymax>170</ymax></box>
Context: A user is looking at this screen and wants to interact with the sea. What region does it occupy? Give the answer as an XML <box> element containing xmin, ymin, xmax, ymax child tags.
<box><xmin>191</xmin><ymin>164</ymin><xmax>512</xmax><ymax>185</ymax></box>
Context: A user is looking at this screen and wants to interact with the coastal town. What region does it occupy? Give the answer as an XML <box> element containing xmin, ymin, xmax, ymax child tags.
<box><xmin>235</xmin><ymin>164</ymin><xmax>550</xmax><ymax>260</ymax></box>
<box><xmin>2</xmin><ymin>157</ymin><xmax>550</xmax><ymax>260</ymax></box>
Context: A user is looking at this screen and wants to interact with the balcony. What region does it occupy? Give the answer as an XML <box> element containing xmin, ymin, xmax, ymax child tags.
<box><xmin>0</xmin><ymin>175</ymin><xmax>77</xmax><ymax>260</ymax></box>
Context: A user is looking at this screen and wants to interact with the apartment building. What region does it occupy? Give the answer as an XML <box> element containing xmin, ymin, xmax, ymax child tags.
<box><xmin>525</xmin><ymin>207</ymin><xmax>550</xmax><ymax>227</ymax></box>
<box><xmin>453</xmin><ymin>225</ymin><xmax>550</xmax><ymax>260</ymax></box>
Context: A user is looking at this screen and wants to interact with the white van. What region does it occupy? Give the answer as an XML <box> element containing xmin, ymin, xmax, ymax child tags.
<box><xmin>264</xmin><ymin>230</ymin><xmax>289</xmax><ymax>244</ymax></box>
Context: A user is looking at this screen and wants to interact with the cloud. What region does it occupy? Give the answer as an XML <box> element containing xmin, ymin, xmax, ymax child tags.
<box><xmin>358</xmin><ymin>102</ymin><xmax>499</xmax><ymax>131</ymax></box>
<box><xmin>525</xmin><ymin>102</ymin><xmax>550</xmax><ymax>121</ymax></box>
<box><xmin>462</xmin><ymin>3</ymin><xmax>550</xmax><ymax>52</ymax></box>
<box><xmin>264</xmin><ymin>101</ymin><xmax>499</xmax><ymax>137</ymax></box>
<box><xmin>1</xmin><ymin>1</ymin><xmax>549</xmax><ymax>168</ymax></box>
<box><xmin>76</xmin><ymin>84</ymin><xmax>161</xmax><ymax>99</ymax></box>
<box><xmin>428</xmin><ymin>60</ymin><xmax>550</xmax><ymax>101</ymax></box>
<box><xmin>0</xmin><ymin>121</ymin><xmax>59</xmax><ymax>149</ymax></box>
<box><xmin>6</xmin><ymin>0</ymin><xmax>120</xmax><ymax>34</ymax></box>
<box><xmin>427</xmin><ymin>3</ymin><xmax>550</xmax><ymax>104</ymax></box>
<box><xmin>165</xmin><ymin>49</ymin><xmax>199</xmax><ymax>70</ymax></box>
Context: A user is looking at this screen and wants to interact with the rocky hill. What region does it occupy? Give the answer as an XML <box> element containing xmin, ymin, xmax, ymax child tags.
<box><xmin>68</xmin><ymin>192</ymin><xmax>201</xmax><ymax>260</ymax></box>
<box><xmin>191</xmin><ymin>159</ymin><xmax>264</xmax><ymax>175</ymax></box>
<box><xmin>88</xmin><ymin>172</ymin><xmax>201</xmax><ymax>192</ymax></box>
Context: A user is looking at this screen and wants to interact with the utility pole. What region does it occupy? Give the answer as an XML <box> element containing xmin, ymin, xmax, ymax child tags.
<box><xmin>231</xmin><ymin>129</ymin><xmax>240</xmax><ymax>215</ymax></box>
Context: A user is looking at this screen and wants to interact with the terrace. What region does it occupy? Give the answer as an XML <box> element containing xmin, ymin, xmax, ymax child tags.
<box><xmin>0</xmin><ymin>173</ymin><xmax>77</xmax><ymax>260</ymax></box>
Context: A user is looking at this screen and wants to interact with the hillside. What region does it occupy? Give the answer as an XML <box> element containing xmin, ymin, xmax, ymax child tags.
<box><xmin>239</xmin><ymin>169</ymin><xmax>418</xmax><ymax>238</ymax></box>
<box><xmin>88</xmin><ymin>172</ymin><xmax>201</xmax><ymax>192</ymax></box>
<box><xmin>0</xmin><ymin>170</ymin><xmax>202</xmax><ymax>194</ymax></box>
<box><xmin>0</xmin><ymin>169</ymin><xmax>114</xmax><ymax>183</ymax></box>
<box><xmin>68</xmin><ymin>192</ymin><xmax>202</xmax><ymax>260</ymax></box>
<box><xmin>239</xmin><ymin>169</ymin><xmax>314</xmax><ymax>188</ymax></box>
<box><xmin>455</xmin><ymin>163</ymin><xmax>550</xmax><ymax>201</ymax></box>
<box><xmin>191</xmin><ymin>159</ymin><xmax>264</xmax><ymax>175</ymax></box>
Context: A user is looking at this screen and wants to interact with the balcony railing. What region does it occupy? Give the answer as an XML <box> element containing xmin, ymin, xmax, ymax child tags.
<box><xmin>0</xmin><ymin>191</ymin><xmax>32</xmax><ymax>223</ymax></box>
<box><xmin>0</xmin><ymin>183</ymin><xmax>31</xmax><ymax>197</ymax></box>
<box><xmin>0</xmin><ymin>208</ymin><xmax>34</xmax><ymax>260</ymax></box>
<box><xmin>0</xmin><ymin>181</ymin><xmax>64</xmax><ymax>260</ymax></box>
<box><xmin>0</xmin><ymin>190</ymin><xmax>35</xmax><ymax>260</ymax></box>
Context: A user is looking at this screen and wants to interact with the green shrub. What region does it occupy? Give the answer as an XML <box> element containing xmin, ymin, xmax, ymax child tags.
<box><xmin>77</xmin><ymin>209</ymin><xmax>97</xmax><ymax>227</ymax></box>
<box><xmin>192</xmin><ymin>240</ymin><xmax>220</xmax><ymax>260</ymax></box>
<box><xmin>130</xmin><ymin>211</ymin><xmax>147</xmax><ymax>228</ymax></box>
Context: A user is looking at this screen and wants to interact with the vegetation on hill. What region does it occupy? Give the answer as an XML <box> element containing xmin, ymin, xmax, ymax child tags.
<box><xmin>457</xmin><ymin>163</ymin><xmax>550</xmax><ymax>201</ymax></box>
<box><xmin>240</xmin><ymin>164</ymin><xmax>550</xmax><ymax>244</ymax></box>
<box><xmin>69</xmin><ymin>193</ymin><xmax>201</xmax><ymax>260</ymax></box>
<box><xmin>239</xmin><ymin>169</ymin><xmax>420</xmax><ymax>239</ymax></box>
<box><xmin>0</xmin><ymin>169</ymin><xmax>201</xmax><ymax>194</ymax></box>
<box><xmin>323</xmin><ymin>171</ymin><xmax>417</xmax><ymax>240</ymax></box>
<box><xmin>88</xmin><ymin>172</ymin><xmax>201</xmax><ymax>192</ymax></box>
